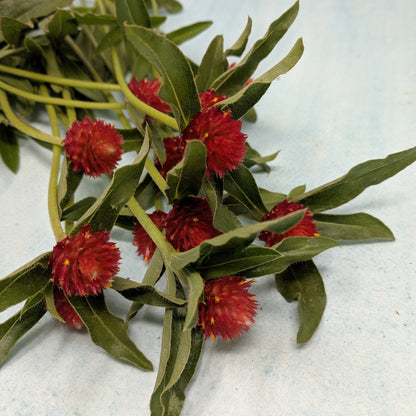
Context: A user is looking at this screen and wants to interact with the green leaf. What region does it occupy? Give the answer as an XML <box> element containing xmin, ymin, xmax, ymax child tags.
<box><xmin>0</xmin><ymin>16</ymin><xmax>30</xmax><ymax>45</ymax></box>
<box><xmin>96</xmin><ymin>25</ymin><xmax>123</xmax><ymax>53</ymax></box>
<box><xmin>67</xmin><ymin>293</ymin><xmax>153</xmax><ymax>370</ymax></box>
<box><xmin>0</xmin><ymin>124</ymin><xmax>19</xmax><ymax>173</ymax></box>
<box><xmin>111</xmin><ymin>276</ymin><xmax>186</xmax><ymax>307</ymax></box>
<box><xmin>72</xmin><ymin>133</ymin><xmax>149</xmax><ymax>233</ymax></box>
<box><xmin>43</xmin><ymin>282</ymin><xmax>64</xmax><ymax>323</ymax></box>
<box><xmin>166</xmin><ymin>140</ymin><xmax>206</xmax><ymax>203</ymax></box>
<box><xmin>150</xmin><ymin>273</ymin><xmax>203</xmax><ymax>416</ymax></box>
<box><xmin>287</xmin><ymin>184</ymin><xmax>306</xmax><ymax>200</ymax></box>
<box><xmin>57</xmin><ymin>159</ymin><xmax>83</xmax><ymax>213</ymax></box>
<box><xmin>0</xmin><ymin>252</ymin><xmax>51</xmax><ymax>313</ymax></box>
<box><xmin>259</xmin><ymin>188</ymin><xmax>287</xmax><ymax>211</ymax></box>
<box><xmin>211</xmin><ymin>1</ymin><xmax>299</xmax><ymax>95</ymax></box>
<box><xmin>294</xmin><ymin>146</ymin><xmax>416</xmax><ymax>212</ymax></box>
<box><xmin>117</xmin><ymin>127</ymin><xmax>144</xmax><ymax>152</ymax></box>
<box><xmin>125</xmin><ymin>24</ymin><xmax>201</xmax><ymax>129</ymax></box>
<box><xmin>61</xmin><ymin>197</ymin><xmax>97</xmax><ymax>222</ymax></box>
<box><xmin>0</xmin><ymin>298</ymin><xmax>46</xmax><ymax>366</ymax></box>
<box><xmin>244</xmin><ymin>143</ymin><xmax>279</xmax><ymax>173</ymax></box>
<box><xmin>167</xmin><ymin>21</ymin><xmax>212</xmax><ymax>45</ymax></box>
<box><xmin>314</xmin><ymin>212</ymin><xmax>395</xmax><ymax>242</ymax></box>
<box><xmin>224</xmin><ymin>165</ymin><xmax>268</xmax><ymax>221</ymax></box>
<box><xmin>195</xmin><ymin>35</ymin><xmax>228</xmax><ymax>93</ymax></box>
<box><xmin>47</xmin><ymin>9</ymin><xmax>78</xmax><ymax>39</ymax></box>
<box><xmin>275</xmin><ymin>260</ymin><xmax>326</xmax><ymax>343</ymax></box>
<box><xmin>220</xmin><ymin>37</ymin><xmax>304</xmax><ymax>119</ymax></box>
<box><xmin>168</xmin><ymin>210</ymin><xmax>306</xmax><ymax>272</ymax></box>
<box><xmin>225</xmin><ymin>17</ymin><xmax>252</xmax><ymax>57</ymax></box>
<box><xmin>72</xmin><ymin>10</ymin><xmax>118</xmax><ymax>25</ymax></box>
<box><xmin>243</xmin><ymin>236</ymin><xmax>338</xmax><ymax>278</ymax></box>
<box><xmin>115</xmin><ymin>0</ymin><xmax>150</xmax><ymax>27</ymax></box>
<box><xmin>0</xmin><ymin>0</ymin><xmax>72</xmax><ymax>28</ymax></box>
<box><xmin>202</xmin><ymin>178</ymin><xmax>242</xmax><ymax>232</ymax></box>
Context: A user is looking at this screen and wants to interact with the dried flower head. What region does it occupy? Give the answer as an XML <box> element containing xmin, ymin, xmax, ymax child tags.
<box><xmin>181</xmin><ymin>107</ymin><xmax>247</xmax><ymax>177</ymax></box>
<box><xmin>198</xmin><ymin>276</ymin><xmax>258</xmax><ymax>341</ymax></box>
<box><xmin>63</xmin><ymin>116</ymin><xmax>124</xmax><ymax>178</ymax></box>
<box><xmin>128</xmin><ymin>76</ymin><xmax>171</xmax><ymax>114</ymax></box>
<box><xmin>49</xmin><ymin>224</ymin><xmax>121</xmax><ymax>296</ymax></box>
<box><xmin>133</xmin><ymin>210</ymin><xmax>168</xmax><ymax>261</ymax></box>
<box><xmin>155</xmin><ymin>136</ymin><xmax>186</xmax><ymax>178</ymax></box>
<box><xmin>199</xmin><ymin>89</ymin><xmax>227</xmax><ymax>108</ymax></box>
<box><xmin>259</xmin><ymin>200</ymin><xmax>319</xmax><ymax>246</ymax></box>
<box><xmin>165</xmin><ymin>196</ymin><xmax>221</xmax><ymax>251</ymax></box>
<box><xmin>53</xmin><ymin>289</ymin><xmax>84</xmax><ymax>330</ymax></box>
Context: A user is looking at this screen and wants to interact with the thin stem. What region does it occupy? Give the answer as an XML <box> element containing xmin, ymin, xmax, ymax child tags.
<box><xmin>40</xmin><ymin>85</ymin><xmax>67</xmax><ymax>242</ymax></box>
<box><xmin>0</xmin><ymin>80</ymin><xmax>125</xmax><ymax>110</ymax></box>
<box><xmin>0</xmin><ymin>64</ymin><xmax>120</xmax><ymax>91</ymax></box>
<box><xmin>62</xmin><ymin>89</ymin><xmax>77</xmax><ymax>124</ymax></box>
<box><xmin>151</xmin><ymin>0</ymin><xmax>159</xmax><ymax>16</ymax></box>
<box><xmin>111</xmin><ymin>47</ymin><xmax>179</xmax><ymax>131</ymax></box>
<box><xmin>127</xmin><ymin>196</ymin><xmax>176</xmax><ymax>259</ymax></box>
<box><xmin>0</xmin><ymin>90</ymin><xmax>62</xmax><ymax>146</ymax></box>
<box><xmin>145</xmin><ymin>158</ymin><xmax>168</xmax><ymax>197</ymax></box>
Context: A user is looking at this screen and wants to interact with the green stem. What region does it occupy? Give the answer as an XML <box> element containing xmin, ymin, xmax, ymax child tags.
<box><xmin>0</xmin><ymin>80</ymin><xmax>125</xmax><ymax>110</ymax></box>
<box><xmin>0</xmin><ymin>63</ymin><xmax>120</xmax><ymax>91</ymax></box>
<box><xmin>0</xmin><ymin>90</ymin><xmax>62</xmax><ymax>146</ymax></box>
<box><xmin>127</xmin><ymin>197</ymin><xmax>176</xmax><ymax>260</ymax></box>
<box><xmin>111</xmin><ymin>47</ymin><xmax>179</xmax><ymax>131</ymax></box>
<box><xmin>151</xmin><ymin>0</ymin><xmax>159</xmax><ymax>16</ymax></box>
<box><xmin>40</xmin><ymin>85</ymin><xmax>66</xmax><ymax>241</ymax></box>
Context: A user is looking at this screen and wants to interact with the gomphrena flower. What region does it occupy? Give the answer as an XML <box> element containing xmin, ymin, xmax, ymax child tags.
<box><xmin>259</xmin><ymin>200</ymin><xmax>319</xmax><ymax>246</ymax></box>
<box><xmin>49</xmin><ymin>224</ymin><xmax>121</xmax><ymax>296</ymax></box>
<box><xmin>198</xmin><ymin>276</ymin><xmax>258</xmax><ymax>341</ymax></box>
<box><xmin>133</xmin><ymin>210</ymin><xmax>168</xmax><ymax>261</ymax></box>
<box><xmin>181</xmin><ymin>107</ymin><xmax>247</xmax><ymax>177</ymax></box>
<box><xmin>156</xmin><ymin>136</ymin><xmax>186</xmax><ymax>179</ymax></box>
<box><xmin>199</xmin><ymin>89</ymin><xmax>227</xmax><ymax>108</ymax></box>
<box><xmin>53</xmin><ymin>289</ymin><xmax>84</xmax><ymax>330</ymax></box>
<box><xmin>128</xmin><ymin>76</ymin><xmax>171</xmax><ymax>114</ymax></box>
<box><xmin>63</xmin><ymin>116</ymin><xmax>124</xmax><ymax>178</ymax></box>
<box><xmin>165</xmin><ymin>196</ymin><xmax>221</xmax><ymax>251</ymax></box>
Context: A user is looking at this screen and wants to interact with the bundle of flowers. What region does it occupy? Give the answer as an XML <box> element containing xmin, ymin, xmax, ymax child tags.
<box><xmin>0</xmin><ymin>1</ymin><xmax>415</xmax><ymax>415</ymax></box>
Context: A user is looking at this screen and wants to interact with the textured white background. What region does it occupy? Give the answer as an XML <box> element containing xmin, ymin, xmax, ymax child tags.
<box><xmin>0</xmin><ymin>1</ymin><xmax>415</xmax><ymax>415</ymax></box>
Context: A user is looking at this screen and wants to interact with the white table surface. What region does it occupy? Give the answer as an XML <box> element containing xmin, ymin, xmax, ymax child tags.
<box><xmin>1</xmin><ymin>1</ymin><xmax>415</xmax><ymax>415</ymax></box>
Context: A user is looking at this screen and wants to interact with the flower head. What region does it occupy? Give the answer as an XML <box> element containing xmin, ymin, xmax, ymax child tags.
<box><xmin>53</xmin><ymin>289</ymin><xmax>84</xmax><ymax>330</ymax></box>
<box><xmin>155</xmin><ymin>136</ymin><xmax>186</xmax><ymax>178</ymax></box>
<box><xmin>181</xmin><ymin>107</ymin><xmax>247</xmax><ymax>177</ymax></box>
<box><xmin>259</xmin><ymin>200</ymin><xmax>319</xmax><ymax>246</ymax></box>
<box><xmin>63</xmin><ymin>116</ymin><xmax>124</xmax><ymax>178</ymax></box>
<box><xmin>128</xmin><ymin>76</ymin><xmax>171</xmax><ymax>114</ymax></box>
<box><xmin>49</xmin><ymin>224</ymin><xmax>121</xmax><ymax>296</ymax></box>
<box><xmin>165</xmin><ymin>196</ymin><xmax>221</xmax><ymax>251</ymax></box>
<box><xmin>133</xmin><ymin>210</ymin><xmax>168</xmax><ymax>261</ymax></box>
<box><xmin>198</xmin><ymin>276</ymin><xmax>258</xmax><ymax>341</ymax></box>
<box><xmin>199</xmin><ymin>89</ymin><xmax>227</xmax><ymax>109</ymax></box>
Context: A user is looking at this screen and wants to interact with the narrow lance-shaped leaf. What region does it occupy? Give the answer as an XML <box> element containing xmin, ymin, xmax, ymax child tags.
<box><xmin>72</xmin><ymin>132</ymin><xmax>149</xmax><ymax>233</ymax></box>
<box><xmin>166</xmin><ymin>21</ymin><xmax>212</xmax><ymax>45</ymax></box>
<box><xmin>220</xmin><ymin>37</ymin><xmax>304</xmax><ymax>119</ymax></box>
<box><xmin>0</xmin><ymin>252</ymin><xmax>51</xmax><ymax>313</ymax></box>
<box><xmin>115</xmin><ymin>0</ymin><xmax>150</xmax><ymax>27</ymax></box>
<box><xmin>0</xmin><ymin>124</ymin><xmax>20</xmax><ymax>173</ymax></box>
<box><xmin>211</xmin><ymin>1</ymin><xmax>299</xmax><ymax>95</ymax></box>
<box><xmin>166</xmin><ymin>140</ymin><xmax>207</xmax><ymax>203</ymax></box>
<box><xmin>225</xmin><ymin>16</ymin><xmax>252</xmax><ymax>57</ymax></box>
<box><xmin>294</xmin><ymin>146</ymin><xmax>416</xmax><ymax>212</ymax></box>
<box><xmin>47</xmin><ymin>9</ymin><xmax>78</xmax><ymax>39</ymax></box>
<box><xmin>124</xmin><ymin>24</ymin><xmax>201</xmax><ymax>129</ymax></box>
<box><xmin>195</xmin><ymin>35</ymin><xmax>228</xmax><ymax>92</ymax></box>
<box><xmin>314</xmin><ymin>212</ymin><xmax>395</xmax><ymax>242</ymax></box>
<box><xmin>0</xmin><ymin>16</ymin><xmax>30</xmax><ymax>45</ymax></box>
<box><xmin>0</xmin><ymin>297</ymin><xmax>46</xmax><ymax>366</ymax></box>
<box><xmin>275</xmin><ymin>260</ymin><xmax>327</xmax><ymax>343</ymax></box>
<box><xmin>67</xmin><ymin>293</ymin><xmax>153</xmax><ymax>370</ymax></box>
<box><xmin>168</xmin><ymin>210</ymin><xmax>306</xmax><ymax>272</ymax></box>
<box><xmin>57</xmin><ymin>158</ymin><xmax>83</xmax><ymax>214</ymax></box>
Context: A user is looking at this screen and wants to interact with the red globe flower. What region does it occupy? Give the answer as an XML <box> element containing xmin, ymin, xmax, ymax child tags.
<box><xmin>165</xmin><ymin>196</ymin><xmax>221</xmax><ymax>251</ymax></box>
<box><xmin>181</xmin><ymin>107</ymin><xmax>247</xmax><ymax>177</ymax></box>
<box><xmin>199</xmin><ymin>89</ymin><xmax>227</xmax><ymax>109</ymax></box>
<box><xmin>155</xmin><ymin>136</ymin><xmax>186</xmax><ymax>178</ymax></box>
<box><xmin>198</xmin><ymin>276</ymin><xmax>258</xmax><ymax>341</ymax></box>
<box><xmin>53</xmin><ymin>289</ymin><xmax>84</xmax><ymax>330</ymax></box>
<box><xmin>133</xmin><ymin>210</ymin><xmax>168</xmax><ymax>261</ymax></box>
<box><xmin>63</xmin><ymin>116</ymin><xmax>124</xmax><ymax>178</ymax></box>
<box><xmin>259</xmin><ymin>200</ymin><xmax>319</xmax><ymax>246</ymax></box>
<box><xmin>49</xmin><ymin>224</ymin><xmax>121</xmax><ymax>296</ymax></box>
<box><xmin>128</xmin><ymin>76</ymin><xmax>171</xmax><ymax>114</ymax></box>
